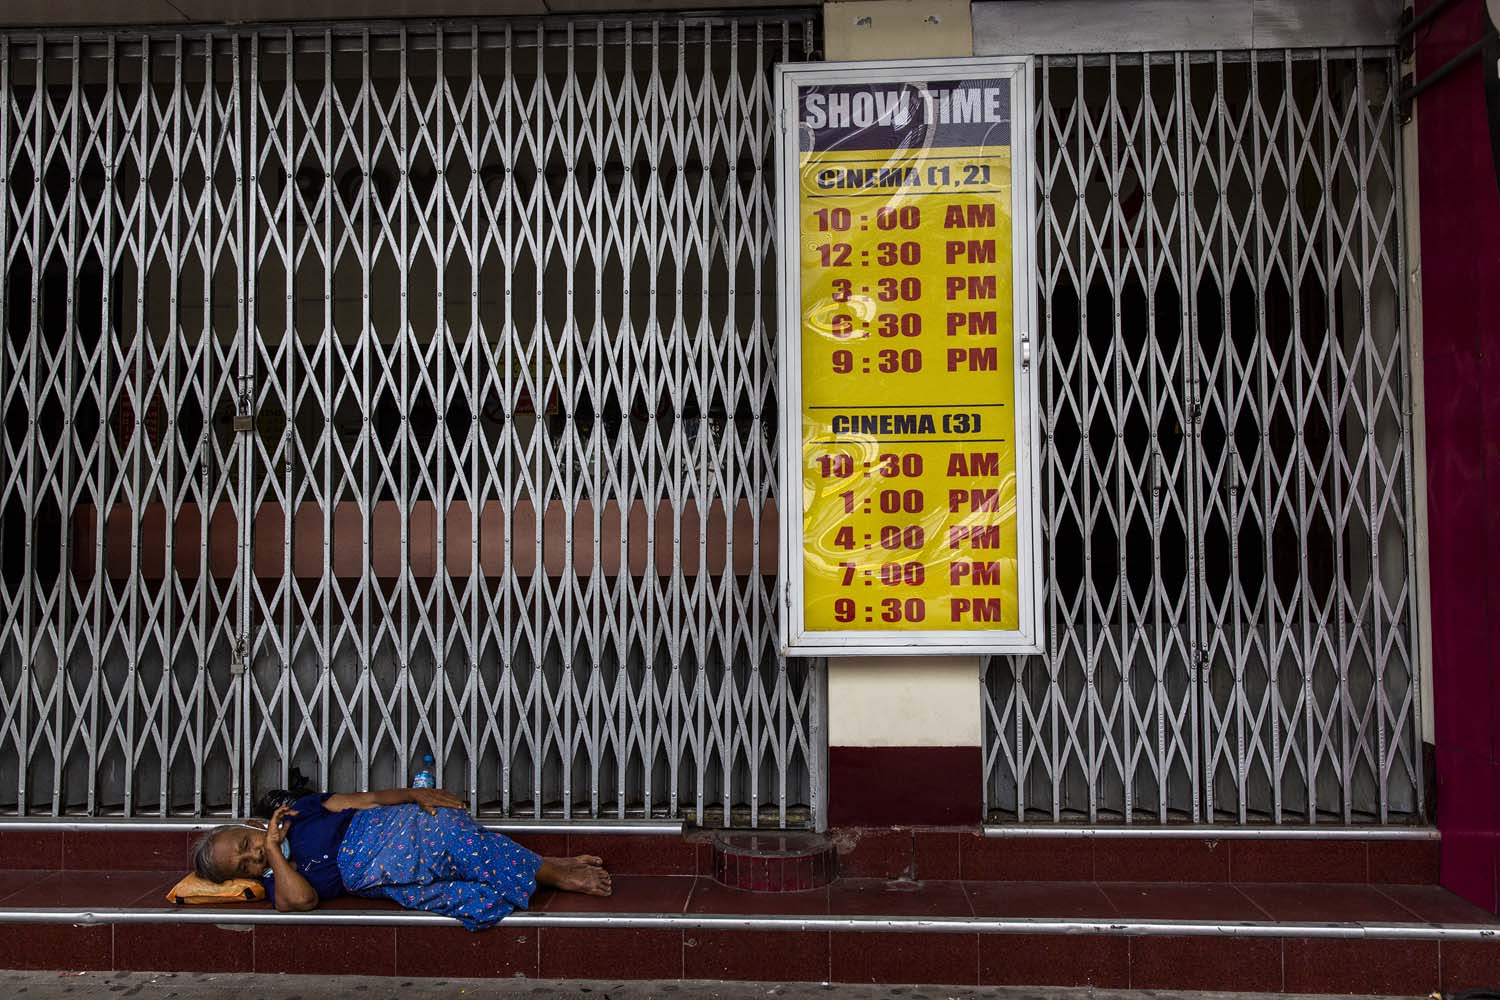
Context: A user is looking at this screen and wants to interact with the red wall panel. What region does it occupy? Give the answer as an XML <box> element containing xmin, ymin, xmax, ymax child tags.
<box><xmin>1417</xmin><ymin>0</ymin><xmax>1500</xmax><ymax>914</ymax></box>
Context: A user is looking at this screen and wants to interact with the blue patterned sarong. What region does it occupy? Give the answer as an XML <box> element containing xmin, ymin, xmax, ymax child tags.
<box><xmin>336</xmin><ymin>804</ymin><xmax>542</xmax><ymax>931</ymax></box>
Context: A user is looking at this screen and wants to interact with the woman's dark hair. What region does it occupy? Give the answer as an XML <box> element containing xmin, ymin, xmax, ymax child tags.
<box><xmin>254</xmin><ymin>788</ymin><xmax>302</xmax><ymax>818</ymax></box>
<box><xmin>253</xmin><ymin>766</ymin><xmax>315</xmax><ymax>818</ymax></box>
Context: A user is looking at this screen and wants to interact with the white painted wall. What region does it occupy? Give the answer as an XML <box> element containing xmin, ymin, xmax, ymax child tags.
<box><xmin>823</xmin><ymin>0</ymin><xmax>974</xmax><ymax>61</ymax></box>
<box><xmin>971</xmin><ymin>0</ymin><xmax>1400</xmax><ymax>54</ymax></box>
<box><xmin>821</xmin><ymin>0</ymin><xmax>984</xmax><ymax>752</ymax></box>
<box><xmin>827</xmin><ymin>656</ymin><xmax>984</xmax><ymax>747</ymax></box>
<box><xmin>1401</xmin><ymin>24</ymin><xmax>1435</xmax><ymax>748</ymax></box>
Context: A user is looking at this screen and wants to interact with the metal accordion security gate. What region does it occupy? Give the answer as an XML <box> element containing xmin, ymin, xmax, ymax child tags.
<box><xmin>984</xmin><ymin>47</ymin><xmax>1421</xmax><ymax>825</ymax></box>
<box><xmin>0</xmin><ymin>11</ymin><xmax>821</xmax><ymax>826</ymax></box>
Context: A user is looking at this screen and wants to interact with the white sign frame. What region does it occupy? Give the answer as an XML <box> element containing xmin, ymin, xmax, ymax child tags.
<box><xmin>776</xmin><ymin>55</ymin><xmax>1042</xmax><ymax>658</ymax></box>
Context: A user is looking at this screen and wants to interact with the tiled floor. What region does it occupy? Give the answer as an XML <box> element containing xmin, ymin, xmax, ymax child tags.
<box><xmin>0</xmin><ymin>870</ymin><xmax>1497</xmax><ymax>991</ymax></box>
<box><xmin>0</xmin><ymin>827</ymin><xmax>1446</xmax><ymax>885</ymax></box>
<box><xmin>0</xmin><ymin>815</ymin><xmax>1465</xmax><ymax>997</ymax></box>
<box><xmin>0</xmin><ymin>870</ymin><xmax>177</xmax><ymax>908</ymax></box>
<box><xmin>2</xmin><ymin>869</ymin><xmax>1497</xmax><ymax>925</ymax></box>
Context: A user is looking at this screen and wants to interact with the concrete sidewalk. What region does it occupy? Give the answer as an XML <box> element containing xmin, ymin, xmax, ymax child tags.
<box><xmin>0</xmin><ymin>971</ymin><xmax>1408</xmax><ymax>1000</ymax></box>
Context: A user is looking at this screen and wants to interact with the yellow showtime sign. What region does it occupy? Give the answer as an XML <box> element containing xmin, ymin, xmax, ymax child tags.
<box><xmin>777</xmin><ymin>59</ymin><xmax>1041</xmax><ymax>656</ymax></box>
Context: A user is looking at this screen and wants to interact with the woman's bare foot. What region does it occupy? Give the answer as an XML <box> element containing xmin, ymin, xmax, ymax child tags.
<box><xmin>538</xmin><ymin>855</ymin><xmax>612</xmax><ymax>897</ymax></box>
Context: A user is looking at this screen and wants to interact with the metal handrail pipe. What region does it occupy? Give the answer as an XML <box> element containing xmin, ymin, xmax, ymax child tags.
<box><xmin>0</xmin><ymin>908</ymin><xmax>1495</xmax><ymax>941</ymax></box>
<box><xmin>0</xmin><ymin>819</ymin><xmax>684</xmax><ymax>836</ymax></box>
<box><xmin>983</xmin><ymin>825</ymin><xmax>1439</xmax><ymax>841</ymax></box>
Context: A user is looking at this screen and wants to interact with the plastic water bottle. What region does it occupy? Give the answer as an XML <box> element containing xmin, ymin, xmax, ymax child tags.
<box><xmin>412</xmin><ymin>754</ymin><xmax>436</xmax><ymax>789</ymax></box>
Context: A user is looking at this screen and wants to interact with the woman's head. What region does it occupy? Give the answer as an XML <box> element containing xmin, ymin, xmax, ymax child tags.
<box><xmin>192</xmin><ymin>823</ymin><xmax>267</xmax><ymax>882</ymax></box>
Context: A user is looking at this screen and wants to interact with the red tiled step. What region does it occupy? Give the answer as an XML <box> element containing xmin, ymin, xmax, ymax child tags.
<box><xmin>1</xmin><ymin>871</ymin><xmax>1496</xmax><ymax>993</ymax></box>
<box><xmin>5</xmin><ymin>913</ymin><xmax>1493</xmax><ymax>992</ymax></box>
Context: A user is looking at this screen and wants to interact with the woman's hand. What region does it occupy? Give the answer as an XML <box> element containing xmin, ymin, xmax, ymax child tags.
<box><xmin>259</xmin><ymin>805</ymin><xmax>317</xmax><ymax>912</ymax></box>
<box><xmin>263</xmin><ymin>804</ymin><xmax>297</xmax><ymax>854</ymax></box>
<box><xmin>409</xmin><ymin>787</ymin><xmax>465</xmax><ymax>816</ymax></box>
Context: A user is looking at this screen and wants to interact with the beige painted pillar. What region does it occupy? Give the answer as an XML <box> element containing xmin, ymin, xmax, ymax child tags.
<box><xmin>818</xmin><ymin>0</ymin><xmax>985</xmax><ymax>828</ymax></box>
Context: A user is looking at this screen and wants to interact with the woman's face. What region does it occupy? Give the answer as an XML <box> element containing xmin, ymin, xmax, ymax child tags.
<box><xmin>211</xmin><ymin>824</ymin><xmax>268</xmax><ymax>880</ymax></box>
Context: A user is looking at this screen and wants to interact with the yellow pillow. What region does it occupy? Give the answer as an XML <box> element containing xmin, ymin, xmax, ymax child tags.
<box><xmin>165</xmin><ymin>873</ymin><xmax>266</xmax><ymax>905</ymax></box>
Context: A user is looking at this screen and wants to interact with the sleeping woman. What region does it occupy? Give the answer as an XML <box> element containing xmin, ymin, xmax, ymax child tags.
<box><xmin>191</xmin><ymin>788</ymin><xmax>611</xmax><ymax>931</ymax></box>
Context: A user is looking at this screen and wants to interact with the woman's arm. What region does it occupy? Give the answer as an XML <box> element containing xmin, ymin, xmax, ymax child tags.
<box><xmin>323</xmin><ymin>788</ymin><xmax>466</xmax><ymax>815</ymax></box>
<box><xmin>263</xmin><ymin>805</ymin><xmax>318</xmax><ymax>913</ymax></box>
